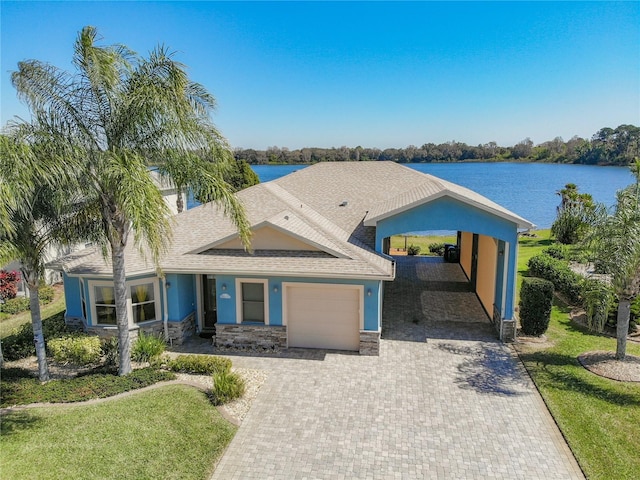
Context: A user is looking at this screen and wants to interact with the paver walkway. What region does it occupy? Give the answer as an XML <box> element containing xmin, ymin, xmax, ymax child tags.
<box><xmin>209</xmin><ymin>256</ymin><xmax>583</xmax><ymax>479</ymax></box>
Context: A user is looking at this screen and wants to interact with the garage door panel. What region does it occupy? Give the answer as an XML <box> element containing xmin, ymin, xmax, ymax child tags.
<box><xmin>286</xmin><ymin>285</ymin><xmax>360</xmax><ymax>351</ymax></box>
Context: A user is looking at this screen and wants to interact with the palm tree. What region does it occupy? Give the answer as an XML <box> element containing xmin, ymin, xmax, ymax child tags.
<box><xmin>586</xmin><ymin>160</ymin><xmax>640</xmax><ymax>360</ymax></box>
<box><xmin>10</xmin><ymin>26</ymin><xmax>250</xmax><ymax>375</ymax></box>
<box><xmin>0</xmin><ymin>136</ymin><xmax>90</xmax><ymax>380</ymax></box>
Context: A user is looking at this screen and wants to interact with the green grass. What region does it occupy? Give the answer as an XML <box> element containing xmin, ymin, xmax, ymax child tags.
<box><xmin>0</xmin><ymin>285</ymin><xmax>66</xmax><ymax>339</ymax></box>
<box><xmin>390</xmin><ymin>234</ymin><xmax>456</xmax><ymax>254</ymax></box>
<box><xmin>516</xmin><ymin>232</ymin><xmax>640</xmax><ymax>479</ymax></box>
<box><xmin>0</xmin><ymin>385</ymin><xmax>237</xmax><ymax>480</ymax></box>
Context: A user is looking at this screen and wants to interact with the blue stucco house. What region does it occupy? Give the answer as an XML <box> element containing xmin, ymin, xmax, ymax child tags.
<box><xmin>52</xmin><ymin>162</ymin><xmax>534</xmax><ymax>354</ymax></box>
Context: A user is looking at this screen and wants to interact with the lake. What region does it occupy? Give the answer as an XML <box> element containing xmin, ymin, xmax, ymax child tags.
<box><xmin>251</xmin><ymin>162</ymin><xmax>635</xmax><ymax>230</ymax></box>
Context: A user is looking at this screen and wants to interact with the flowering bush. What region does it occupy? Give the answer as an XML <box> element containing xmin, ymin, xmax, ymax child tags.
<box><xmin>0</xmin><ymin>270</ymin><xmax>20</xmax><ymax>301</ymax></box>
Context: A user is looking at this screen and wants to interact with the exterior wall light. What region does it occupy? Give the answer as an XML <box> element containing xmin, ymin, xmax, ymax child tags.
<box><xmin>367</xmin><ymin>289</ymin><xmax>372</xmax><ymax>297</ymax></box>
<box><xmin>273</xmin><ymin>286</ymin><xmax>279</xmax><ymax>293</ymax></box>
<box><xmin>221</xmin><ymin>284</ymin><xmax>227</xmax><ymax>291</ymax></box>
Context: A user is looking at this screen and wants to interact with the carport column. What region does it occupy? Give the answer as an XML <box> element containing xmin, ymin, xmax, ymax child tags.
<box><xmin>500</xmin><ymin>238</ymin><xmax>518</xmax><ymax>342</ymax></box>
<box><xmin>359</xmin><ymin>331</ymin><xmax>380</xmax><ymax>355</ymax></box>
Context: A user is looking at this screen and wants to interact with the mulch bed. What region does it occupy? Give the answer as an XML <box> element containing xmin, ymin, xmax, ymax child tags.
<box><xmin>578</xmin><ymin>351</ymin><xmax>640</xmax><ymax>382</ymax></box>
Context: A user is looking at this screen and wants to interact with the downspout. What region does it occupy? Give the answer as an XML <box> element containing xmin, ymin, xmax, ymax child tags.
<box><xmin>161</xmin><ymin>277</ymin><xmax>169</xmax><ymax>343</ymax></box>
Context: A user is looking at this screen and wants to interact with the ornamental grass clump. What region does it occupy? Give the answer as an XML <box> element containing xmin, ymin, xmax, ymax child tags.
<box><xmin>210</xmin><ymin>370</ymin><xmax>245</xmax><ymax>405</ymax></box>
<box><xmin>131</xmin><ymin>331</ymin><xmax>166</xmax><ymax>362</ymax></box>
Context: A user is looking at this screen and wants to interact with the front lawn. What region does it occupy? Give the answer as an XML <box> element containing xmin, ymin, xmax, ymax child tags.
<box><xmin>0</xmin><ymin>385</ymin><xmax>236</xmax><ymax>480</ymax></box>
<box><xmin>516</xmin><ymin>231</ymin><xmax>640</xmax><ymax>480</ymax></box>
<box><xmin>390</xmin><ymin>234</ymin><xmax>456</xmax><ymax>254</ymax></box>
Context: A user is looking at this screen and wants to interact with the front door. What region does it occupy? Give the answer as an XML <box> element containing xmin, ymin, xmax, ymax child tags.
<box><xmin>202</xmin><ymin>275</ymin><xmax>217</xmax><ymax>331</ymax></box>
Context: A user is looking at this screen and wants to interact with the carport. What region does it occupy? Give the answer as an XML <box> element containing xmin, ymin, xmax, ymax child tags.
<box><xmin>363</xmin><ymin>181</ymin><xmax>534</xmax><ymax>341</ymax></box>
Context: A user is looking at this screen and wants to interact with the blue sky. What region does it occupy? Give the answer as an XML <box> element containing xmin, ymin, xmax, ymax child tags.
<box><xmin>1</xmin><ymin>1</ymin><xmax>639</xmax><ymax>150</ymax></box>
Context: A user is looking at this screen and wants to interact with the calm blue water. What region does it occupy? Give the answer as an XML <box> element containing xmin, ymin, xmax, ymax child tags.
<box><xmin>251</xmin><ymin>163</ymin><xmax>634</xmax><ymax>229</ymax></box>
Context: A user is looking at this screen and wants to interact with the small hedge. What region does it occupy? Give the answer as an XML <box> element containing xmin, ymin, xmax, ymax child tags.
<box><xmin>0</xmin><ymin>297</ymin><xmax>30</xmax><ymax>315</ymax></box>
<box><xmin>542</xmin><ymin>243</ymin><xmax>567</xmax><ymax>260</ymax></box>
<box><xmin>0</xmin><ymin>367</ymin><xmax>176</xmax><ymax>407</ymax></box>
<box><xmin>2</xmin><ymin>313</ymin><xmax>68</xmax><ymax>361</ymax></box>
<box><xmin>48</xmin><ymin>334</ymin><xmax>102</xmax><ymax>366</ymax></box>
<box><xmin>0</xmin><ymin>285</ymin><xmax>55</xmax><ymax>315</ymax></box>
<box><xmin>407</xmin><ymin>244</ymin><xmax>421</xmax><ymax>256</ymax></box>
<box><xmin>519</xmin><ymin>277</ymin><xmax>554</xmax><ymax>336</ymax></box>
<box><xmin>166</xmin><ymin>354</ymin><xmax>231</xmax><ymax>375</ymax></box>
<box><xmin>527</xmin><ymin>253</ymin><xmax>583</xmax><ymax>304</ymax></box>
<box><xmin>428</xmin><ymin>242</ymin><xmax>446</xmax><ymax>256</ymax></box>
<box><xmin>39</xmin><ymin>285</ymin><xmax>55</xmax><ymax>304</ymax></box>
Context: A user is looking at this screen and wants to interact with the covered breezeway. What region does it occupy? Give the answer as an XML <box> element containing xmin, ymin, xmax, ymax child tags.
<box><xmin>364</xmin><ymin>184</ymin><xmax>535</xmax><ymax>342</ymax></box>
<box><xmin>381</xmin><ymin>256</ymin><xmax>493</xmax><ymax>342</ymax></box>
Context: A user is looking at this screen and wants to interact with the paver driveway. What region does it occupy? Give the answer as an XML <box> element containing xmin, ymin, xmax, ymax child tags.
<box><xmin>210</xmin><ymin>257</ymin><xmax>583</xmax><ymax>479</ymax></box>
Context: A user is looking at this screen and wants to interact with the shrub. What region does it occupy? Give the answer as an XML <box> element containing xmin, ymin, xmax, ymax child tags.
<box><xmin>527</xmin><ymin>253</ymin><xmax>583</xmax><ymax>304</ymax></box>
<box><xmin>0</xmin><ymin>297</ymin><xmax>30</xmax><ymax>315</ymax></box>
<box><xmin>428</xmin><ymin>242</ymin><xmax>446</xmax><ymax>256</ymax></box>
<box><xmin>1</xmin><ymin>367</ymin><xmax>176</xmax><ymax>406</ymax></box>
<box><xmin>0</xmin><ymin>270</ymin><xmax>20</xmax><ymax>301</ymax></box>
<box><xmin>210</xmin><ymin>370</ymin><xmax>245</xmax><ymax>405</ymax></box>
<box><xmin>48</xmin><ymin>334</ymin><xmax>102</xmax><ymax>366</ymax></box>
<box><xmin>131</xmin><ymin>331</ymin><xmax>166</xmax><ymax>362</ymax></box>
<box><xmin>101</xmin><ymin>337</ymin><xmax>119</xmax><ymax>368</ymax></box>
<box><xmin>2</xmin><ymin>313</ymin><xmax>68</xmax><ymax>361</ymax></box>
<box><xmin>407</xmin><ymin>244</ymin><xmax>421</xmax><ymax>256</ymax></box>
<box><xmin>582</xmin><ymin>279</ymin><xmax>614</xmax><ymax>332</ymax></box>
<box><xmin>38</xmin><ymin>285</ymin><xmax>55</xmax><ymax>304</ymax></box>
<box><xmin>166</xmin><ymin>354</ymin><xmax>231</xmax><ymax>375</ymax></box>
<box><xmin>543</xmin><ymin>243</ymin><xmax>567</xmax><ymax>260</ymax></box>
<box><xmin>519</xmin><ymin>277</ymin><xmax>554</xmax><ymax>336</ymax></box>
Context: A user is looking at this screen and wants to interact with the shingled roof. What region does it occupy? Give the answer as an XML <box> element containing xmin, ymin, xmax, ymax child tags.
<box><xmin>52</xmin><ymin>162</ymin><xmax>533</xmax><ymax>279</ymax></box>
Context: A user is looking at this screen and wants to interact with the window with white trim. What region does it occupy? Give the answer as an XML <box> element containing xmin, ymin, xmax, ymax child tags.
<box><xmin>89</xmin><ymin>278</ymin><xmax>160</xmax><ymax>327</ymax></box>
<box><xmin>94</xmin><ymin>285</ymin><xmax>116</xmax><ymax>325</ymax></box>
<box><xmin>131</xmin><ymin>282</ymin><xmax>156</xmax><ymax>323</ymax></box>
<box><xmin>237</xmin><ymin>279</ymin><xmax>268</xmax><ymax>324</ymax></box>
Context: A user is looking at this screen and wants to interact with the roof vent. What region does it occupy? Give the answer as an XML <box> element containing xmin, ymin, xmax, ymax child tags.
<box><xmin>339</xmin><ymin>201</ymin><xmax>348</xmax><ymax>207</ymax></box>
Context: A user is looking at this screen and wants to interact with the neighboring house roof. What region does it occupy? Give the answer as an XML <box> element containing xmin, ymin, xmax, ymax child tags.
<box><xmin>50</xmin><ymin>162</ymin><xmax>533</xmax><ymax>279</ymax></box>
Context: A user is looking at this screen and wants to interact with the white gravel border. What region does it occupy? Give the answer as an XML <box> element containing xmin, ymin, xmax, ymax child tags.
<box><xmin>175</xmin><ymin>367</ymin><xmax>267</xmax><ymax>424</ymax></box>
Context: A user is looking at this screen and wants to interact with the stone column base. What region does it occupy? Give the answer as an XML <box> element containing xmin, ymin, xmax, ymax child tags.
<box><xmin>359</xmin><ymin>331</ymin><xmax>380</xmax><ymax>356</ymax></box>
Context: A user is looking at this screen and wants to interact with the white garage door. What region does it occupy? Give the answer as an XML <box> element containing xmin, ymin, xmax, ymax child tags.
<box><xmin>286</xmin><ymin>285</ymin><xmax>361</xmax><ymax>351</ymax></box>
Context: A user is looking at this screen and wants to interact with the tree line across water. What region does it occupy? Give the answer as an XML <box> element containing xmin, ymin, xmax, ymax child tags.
<box><xmin>234</xmin><ymin>124</ymin><xmax>639</xmax><ymax>167</ymax></box>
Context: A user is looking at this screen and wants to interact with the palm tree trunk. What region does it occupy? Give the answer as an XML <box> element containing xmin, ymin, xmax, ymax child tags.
<box><xmin>112</xmin><ymin>242</ymin><xmax>132</xmax><ymax>375</ymax></box>
<box><xmin>616</xmin><ymin>299</ymin><xmax>631</xmax><ymax>360</ymax></box>
<box><xmin>176</xmin><ymin>188</ymin><xmax>184</xmax><ymax>213</ymax></box>
<box><xmin>27</xmin><ymin>281</ymin><xmax>50</xmax><ymax>381</ymax></box>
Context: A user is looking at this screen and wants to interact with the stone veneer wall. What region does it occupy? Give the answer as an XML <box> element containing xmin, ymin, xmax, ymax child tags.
<box><xmin>67</xmin><ymin>313</ymin><xmax>196</xmax><ymax>345</ymax></box>
<box><xmin>359</xmin><ymin>331</ymin><xmax>380</xmax><ymax>355</ymax></box>
<box><xmin>167</xmin><ymin>313</ymin><xmax>196</xmax><ymax>345</ymax></box>
<box><xmin>216</xmin><ymin>324</ymin><xmax>287</xmax><ymax>349</ymax></box>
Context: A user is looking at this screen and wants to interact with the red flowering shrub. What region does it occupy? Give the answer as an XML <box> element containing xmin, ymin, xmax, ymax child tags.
<box><xmin>0</xmin><ymin>270</ymin><xmax>20</xmax><ymax>301</ymax></box>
